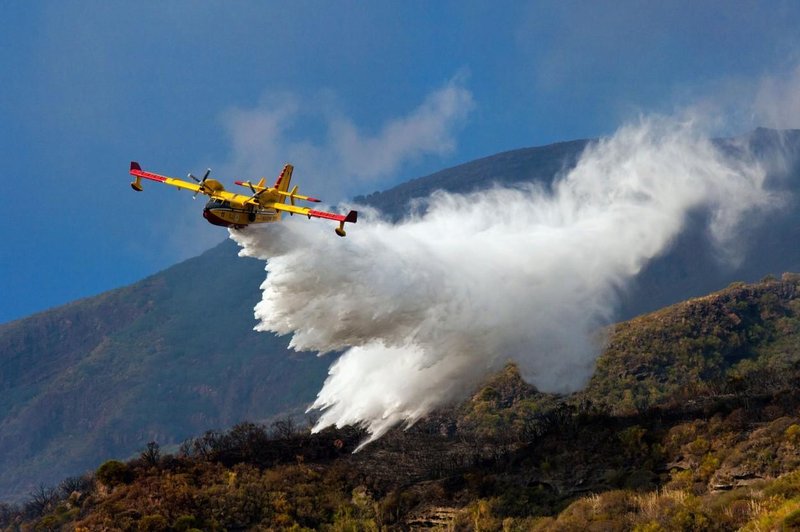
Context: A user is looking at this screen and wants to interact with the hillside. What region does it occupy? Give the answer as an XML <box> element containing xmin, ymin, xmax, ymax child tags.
<box><xmin>4</xmin><ymin>274</ymin><xmax>800</xmax><ymax>530</ymax></box>
<box><xmin>1</xmin><ymin>128</ymin><xmax>799</xmax><ymax>501</ymax></box>
<box><xmin>0</xmin><ymin>245</ymin><xmax>330</xmax><ymax>502</ymax></box>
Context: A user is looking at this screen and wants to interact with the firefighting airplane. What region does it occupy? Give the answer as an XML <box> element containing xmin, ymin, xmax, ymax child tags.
<box><xmin>129</xmin><ymin>162</ymin><xmax>357</xmax><ymax>236</ymax></box>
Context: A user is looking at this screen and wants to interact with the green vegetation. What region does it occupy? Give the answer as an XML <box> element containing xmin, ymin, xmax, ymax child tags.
<box><xmin>4</xmin><ymin>275</ymin><xmax>800</xmax><ymax>530</ymax></box>
<box><xmin>96</xmin><ymin>460</ymin><xmax>132</xmax><ymax>487</ymax></box>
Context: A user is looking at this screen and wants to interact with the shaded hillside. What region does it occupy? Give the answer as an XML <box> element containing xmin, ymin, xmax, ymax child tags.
<box><xmin>5</xmin><ymin>275</ymin><xmax>800</xmax><ymax>530</ymax></box>
<box><xmin>0</xmin><ymin>244</ymin><xmax>330</xmax><ymax>502</ymax></box>
<box><xmin>1</xmin><ymin>128</ymin><xmax>800</xmax><ymax>502</ymax></box>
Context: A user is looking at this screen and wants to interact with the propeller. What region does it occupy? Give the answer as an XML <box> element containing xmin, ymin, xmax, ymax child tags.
<box><xmin>245</xmin><ymin>180</ymin><xmax>268</xmax><ymax>203</ymax></box>
<box><xmin>188</xmin><ymin>168</ymin><xmax>212</xmax><ymax>199</ymax></box>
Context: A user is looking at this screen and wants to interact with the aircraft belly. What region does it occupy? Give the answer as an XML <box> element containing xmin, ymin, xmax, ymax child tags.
<box><xmin>203</xmin><ymin>209</ymin><xmax>232</xmax><ymax>227</ymax></box>
<box><xmin>204</xmin><ymin>207</ymin><xmax>279</xmax><ymax>226</ymax></box>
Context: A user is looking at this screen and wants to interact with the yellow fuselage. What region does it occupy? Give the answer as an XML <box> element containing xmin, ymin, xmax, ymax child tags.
<box><xmin>202</xmin><ymin>198</ymin><xmax>280</xmax><ymax>228</ymax></box>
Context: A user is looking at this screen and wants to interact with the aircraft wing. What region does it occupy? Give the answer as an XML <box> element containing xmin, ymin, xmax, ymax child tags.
<box><xmin>129</xmin><ymin>161</ymin><xmax>251</xmax><ymax>204</ymax></box>
<box><xmin>130</xmin><ymin>162</ymin><xmax>203</xmax><ymax>193</ymax></box>
<box><xmin>271</xmin><ymin>201</ymin><xmax>358</xmax><ymax>223</ymax></box>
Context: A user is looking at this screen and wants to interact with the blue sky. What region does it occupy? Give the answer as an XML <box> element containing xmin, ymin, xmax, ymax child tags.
<box><xmin>2</xmin><ymin>1</ymin><xmax>800</xmax><ymax>323</ymax></box>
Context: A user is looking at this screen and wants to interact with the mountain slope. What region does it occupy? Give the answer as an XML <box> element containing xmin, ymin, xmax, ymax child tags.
<box><xmin>1</xmin><ymin>128</ymin><xmax>799</xmax><ymax>502</ymax></box>
<box><xmin>0</xmin><ymin>245</ymin><xmax>329</xmax><ymax>501</ymax></box>
<box><xmin>6</xmin><ymin>274</ymin><xmax>800</xmax><ymax>530</ymax></box>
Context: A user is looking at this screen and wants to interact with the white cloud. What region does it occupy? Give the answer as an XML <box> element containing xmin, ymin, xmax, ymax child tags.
<box><xmin>220</xmin><ymin>94</ymin><xmax>302</xmax><ymax>184</ymax></box>
<box><xmin>331</xmin><ymin>80</ymin><xmax>474</xmax><ymax>180</ymax></box>
<box><xmin>753</xmin><ymin>65</ymin><xmax>800</xmax><ymax>130</ymax></box>
<box><xmin>219</xmin><ymin>78</ymin><xmax>473</xmax><ymax>200</ymax></box>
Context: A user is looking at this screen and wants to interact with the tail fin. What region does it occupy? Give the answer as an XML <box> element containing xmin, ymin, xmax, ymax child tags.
<box><xmin>274</xmin><ymin>164</ymin><xmax>294</xmax><ymax>199</ymax></box>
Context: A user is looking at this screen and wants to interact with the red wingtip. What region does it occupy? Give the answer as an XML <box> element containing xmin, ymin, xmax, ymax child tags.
<box><xmin>307</xmin><ymin>197</ymin><xmax>321</xmax><ymax>203</ymax></box>
<box><xmin>130</xmin><ymin>161</ymin><xmax>141</xmax><ymax>172</ymax></box>
<box><xmin>345</xmin><ymin>210</ymin><xmax>358</xmax><ymax>223</ymax></box>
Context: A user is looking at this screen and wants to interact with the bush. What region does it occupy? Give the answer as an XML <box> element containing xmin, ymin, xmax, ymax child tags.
<box><xmin>59</xmin><ymin>475</ymin><xmax>94</xmax><ymax>497</ymax></box>
<box><xmin>96</xmin><ymin>460</ymin><xmax>133</xmax><ymax>486</ymax></box>
<box><xmin>138</xmin><ymin>514</ymin><xmax>168</xmax><ymax>531</ymax></box>
<box><xmin>173</xmin><ymin>515</ymin><xmax>200</xmax><ymax>531</ymax></box>
<box><xmin>764</xmin><ymin>470</ymin><xmax>800</xmax><ymax>499</ymax></box>
<box><xmin>784</xmin><ymin>508</ymin><xmax>800</xmax><ymax>529</ymax></box>
<box><xmin>618</xmin><ymin>425</ymin><xmax>648</xmax><ymax>458</ymax></box>
<box><xmin>786</xmin><ymin>424</ymin><xmax>800</xmax><ymax>446</ymax></box>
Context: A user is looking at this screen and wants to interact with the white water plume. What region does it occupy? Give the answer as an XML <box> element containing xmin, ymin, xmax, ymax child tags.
<box><xmin>231</xmin><ymin>117</ymin><xmax>773</xmax><ymax>447</ymax></box>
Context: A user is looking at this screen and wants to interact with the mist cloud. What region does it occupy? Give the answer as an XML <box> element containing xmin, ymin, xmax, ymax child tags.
<box><xmin>331</xmin><ymin>80</ymin><xmax>473</xmax><ymax>179</ymax></box>
<box><xmin>754</xmin><ymin>65</ymin><xmax>800</xmax><ymax>130</ymax></box>
<box><xmin>220</xmin><ymin>78</ymin><xmax>472</xmax><ymax>200</ymax></box>
<box><xmin>231</xmin><ymin>116</ymin><xmax>773</xmax><ymax>447</ymax></box>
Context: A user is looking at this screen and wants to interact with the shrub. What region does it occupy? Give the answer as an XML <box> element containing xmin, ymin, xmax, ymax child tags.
<box><xmin>764</xmin><ymin>471</ymin><xmax>800</xmax><ymax>499</ymax></box>
<box><xmin>59</xmin><ymin>475</ymin><xmax>94</xmax><ymax>498</ymax></box>
<box><xmin>173</xmin><ymin>515</ymin><xmax>200</xmax><ymax>531</ymax></box>
<box><xmin>96</xmin><ymin>460</ymin><xmax>133</xmax><ymax>486</ymax></box>
<box><xmin>618</xmin><ymin>426</ymin><xmax>648</xmax><ymax>458</ymax></box>
<box><xmin>138</xmin><ymin>514</ymin><xmax>168</xmax><ymax>531</ymax></box>
<box><xmin>783</xmin><ymin>508</ymin><xmax>800</xmax><ymax>529</ymax></box>
<box><xmin>786</xmin><ymin>424</ymin><xmax>800</xmax><ymax>446</ymax></box>
<box><xmin>687</xmin><ymin>437</ymin><xmax>710</xmax><ymax>456</ymax></box>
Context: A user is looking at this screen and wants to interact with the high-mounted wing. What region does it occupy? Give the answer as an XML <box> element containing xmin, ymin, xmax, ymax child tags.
<box><xmin>271</xmin><ymin>202</ymin><xmax>358</xmax><ymax>237</ymax></box>
<box><xmin>234</xmin><ymin>180</ymin><xmax>321</xmax><ymax>203</ymax></box>
<box><xmin>129</xmin><ymin>162</ymin><xmax>252</xmax><ymax>204</ymax></box>
<box><xmin>130</xmin><ymin>161</ymin><xmax>204</xmax><ymax>193</ymax></box>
